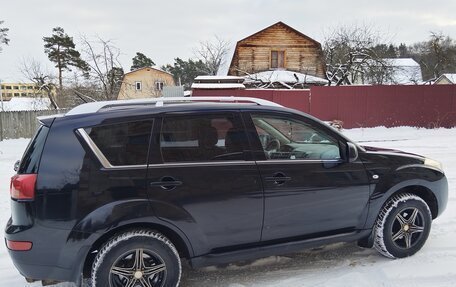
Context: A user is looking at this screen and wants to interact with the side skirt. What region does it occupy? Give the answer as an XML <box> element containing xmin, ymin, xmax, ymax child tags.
<box><xmin>190</xmin><ymin>229</ymin><xmax>372</xmax><ymax>268</ymax></box>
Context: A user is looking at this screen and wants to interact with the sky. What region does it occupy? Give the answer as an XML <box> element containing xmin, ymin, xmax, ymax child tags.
<box><xmin>1</xmin><ymin>0</ymin><xmax>456</xmax><ymax>82</ymax></box>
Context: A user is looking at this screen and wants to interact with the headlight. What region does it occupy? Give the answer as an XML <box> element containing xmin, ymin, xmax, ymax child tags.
<box><xmin>424</xmin><ymin>158</ymin><xmax>443</xmax><ymax>171</ymax></box>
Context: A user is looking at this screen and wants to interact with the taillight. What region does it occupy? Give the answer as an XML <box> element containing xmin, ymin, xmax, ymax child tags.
<box><xmin>10</xmin><ymin>174</ymin><xmax>37</xmax><ymax>200</ymax></box>
<box><xmin>6</xmin><ymin>240</ymin><xmax>33</xmax><ymax>251</ymax></box>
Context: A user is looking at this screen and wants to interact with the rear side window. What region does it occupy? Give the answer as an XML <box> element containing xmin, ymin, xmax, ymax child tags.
<box><xmin>18</xmin><ymin>125</ymin><xmax>50</xmax><ymax>174</ymax></box>
<box><xmin>160</xmin><ymin>114</ymin><xmax>248</xmax><ymax>162</ymax></box>
<box><xmin>86</xmin><ymin>121</ymin><xmax>153</xmax><ymax>166</ymax></box>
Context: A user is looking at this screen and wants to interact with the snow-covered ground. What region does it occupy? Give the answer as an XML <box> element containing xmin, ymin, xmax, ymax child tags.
<box><xmin>1</xmin><ymin>97</ymin><xmax>51</xmax><ymax>111</ymax></box>
<box><xmin>0</xmin><ymin>127</ymin><xmax>454</xmax><ymax>286</ymax></box>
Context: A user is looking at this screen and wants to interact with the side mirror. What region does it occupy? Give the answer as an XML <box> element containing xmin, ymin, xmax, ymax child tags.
<box><xmin>347</xmin><ymin>142</ymin><xmax>359</xmax><ymax>162</ymax></box>
<box><xmin>14</xmin><ymin>160</ymin><xmax>20</xmax><ymax>172</ymax></box>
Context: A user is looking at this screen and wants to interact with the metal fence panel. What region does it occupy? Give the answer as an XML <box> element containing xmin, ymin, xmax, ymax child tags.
<box><xmin>0</xmin><ymin>109</ymin><xmax>69</xmax><ymax>140</ymax></box>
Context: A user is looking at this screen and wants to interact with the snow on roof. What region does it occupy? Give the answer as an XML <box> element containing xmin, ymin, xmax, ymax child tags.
<box><xmin>194</xmin><ymin>75</ymin><xmax>244</xmax><ymax>81</ymax></box>
<box><xmin>441</xmin><ymin>73</ymin><xmax>456</xmax><ymax>83</ymax></box>
<box><xmin>384</xmin><ymin>58</ymin><xmax>420</xmax><ymax>67</ymax></box>
<box><xmin>0</xmin><ymin>97</ymin><xmax>51</xmax><ymax>111</ymax></box>
<box><xmin>386</xmin><ymin>58</ymin><xmax>422</xmax><ymax>84</ymax></box>
<box><xmin>218</xmin><ymin>43</ymin><xmax>237</xmax><ymax>76</ymax></box>
<box><xmin>191</xmin><ymin>83</ymin><xmax>245</xmax><ymax>89</ymax></box>
<box><xmin>244</xmin><ymin>70</ymin><xmax>328</xmax><ymax>85</ymax></box>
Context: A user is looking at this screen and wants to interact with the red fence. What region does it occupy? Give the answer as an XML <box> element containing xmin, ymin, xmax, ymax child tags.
<box><xmin>193</xmin><ymin>89</ymin><xmax>311</xmax><ymax>113</ymax></box>
<box><xmin>192</xmin><ymin>85</ymin><xmax>456</xmax><ymax>129</ymax></box>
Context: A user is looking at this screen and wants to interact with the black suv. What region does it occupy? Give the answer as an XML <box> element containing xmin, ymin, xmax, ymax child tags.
<box><xmin>6</xmin><ymin>97</ymin><xmax>448</xmax><ymax>287</ymax></box>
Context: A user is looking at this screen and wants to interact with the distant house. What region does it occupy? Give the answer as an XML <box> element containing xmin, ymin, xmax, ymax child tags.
<box><xmin>354</xmin><ymin>58</ymin><xmax>423</xmax><ymax>85</ymax></box>
<box><xmin>434</xmin><ymin>74</ymin><xmax>456</xmax><ymax>85</ymax></box>
<box><xmin>118</xmin><ymin>67</ymin><xmax>175</xmax><ymax>99</ymax></box>
<box><xmin>227</xmin><ymin>21</ymin><xmax>327</xmax><ymax>88</ymax></box>
<box><xmin>0</xmin><ymin>82</ymin><xmax>56</xmax><ymax>100</ymax></box>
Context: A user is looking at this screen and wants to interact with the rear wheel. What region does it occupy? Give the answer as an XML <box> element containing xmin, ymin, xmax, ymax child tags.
<box><xmin>91</xmin><ymin>230</ymin><xmax>181</xmax><ymax>287</ymax></box>
<box><xmin>374</xmin><ymin>193</ymin><xmax>432</xmax><ymax>258</ymax></box>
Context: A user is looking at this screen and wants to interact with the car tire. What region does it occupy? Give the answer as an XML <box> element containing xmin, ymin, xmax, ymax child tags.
<box><xmin>91</xmin><ymin>230</ymin><xmax>181</xmax><ymax>287</ymax></box>
<box><xmin>374</xmin><ymin>193</ymin><xmax>432</xmax><ymax>259</ymax></box>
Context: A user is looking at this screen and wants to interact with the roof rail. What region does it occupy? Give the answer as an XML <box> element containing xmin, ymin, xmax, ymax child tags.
<box><xmin>66</xmin><ymin>96</ymin><xmax>283</xmax><ymax>116</ymax></box>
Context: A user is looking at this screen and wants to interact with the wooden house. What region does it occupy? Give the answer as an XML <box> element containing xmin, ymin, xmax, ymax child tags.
<box><xmin>228</xmin><ymin>22</ymin><xmax>326</xmax><ymax>82</ymax></box>
<box><xmin>118</xmin><ymin>67</ymin><xmax>175</xmax><ymax>99</ymax></box>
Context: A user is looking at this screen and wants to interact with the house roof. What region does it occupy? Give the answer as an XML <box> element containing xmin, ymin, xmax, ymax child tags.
<box><xmin>124</xmin><ymin>66</ymin><xmax>173</xmax><ymax>77</ymax></box>
<box><xmin>384</xmin><ymin>58</ymin><xmax>420</xmax><ymax>67</ymax></box>
<box><xmin>436</xmin><ymin>73</ymin><xmax>456</xmax><ymax>83</ymax></box>
<box><xmin>194</xmin><ymin>75</ymin><xmax>244</xmax><ymax>82</ymax></box>
<box><xmin>191</xmin><ymin>83</ymin><xmax>246</xmax><ymax>89</ymax></box>
<box><xmin>227</xmin><ymin>21</ymin><xmax>322</xmax><ymax>75</ymax></box>
<box><xmin>386</xmin><ymin>58</ymin><xmax>422</xmax><ymax>84</ymax></box>
<box><xmin>356</xmin><ymin>58</ymin><xmax>422</xmax><ymax>84</ymax></box>
<box><xmin>192</xmin><ymin>75</ymin><xmax>246</xmax><ymax>89</ymax></box>
<box><xmin>236</xmin><ymin>21</ymin><xmax>321</xmax><ymax>47</ymax></box>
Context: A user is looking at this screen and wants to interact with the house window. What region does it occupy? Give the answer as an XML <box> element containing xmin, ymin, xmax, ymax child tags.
<box><xmin>271</xmin><ymin>50</ymin><xmax>285</xmax><ymax>69</ymax></box>
<box><xmin>13</xmin><ymin>86</ymin><xmax>19</xmax><ymax>90</ymax></box>
<box><xmin>155</xmin><ymin>82</ymin><xmax>164</xmax><ymax>91</ymax></box>
<box><xmin>135</xmin><ymin>81</ymin><xmax>142</xmax><ymax>91</ymax></box>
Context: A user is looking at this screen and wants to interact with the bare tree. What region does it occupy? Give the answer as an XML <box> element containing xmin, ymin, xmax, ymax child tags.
<box><xmin>79</xmin><ymin>36</ymin><xmax>124</xmax><ymax>101</ymax></box>
<box><xmin>323</xmin><ymin>24</ymin><xmax>394</xmax><ymax>85</ymax></box>
<box><xmin>19</xmin><ymin>58</ymin><xmax>59</xmax><ymax>109</ymax></box>
<box><xmin>408</xmin><ymin>32</ymin><xmax>456</xmax><ymax>80</ymax></box>
<box><xmin>194</xmin><ymin>35</ymin><xmax>230</xmax><ymax>75</ymax></box>
<box><xmin>0</xmin><ymin>20</ymin><xmax>9</xmax><ymax>53</ymax></box>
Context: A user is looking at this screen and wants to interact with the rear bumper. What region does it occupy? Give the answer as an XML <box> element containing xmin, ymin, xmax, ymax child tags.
<box><xmin>6</xmin><ymin>255</ymin><xmax>74</xmax><ymax>283</ymax></box>
<box><xmin>4</xmin><ymin>218</ymin><xmax>88</xmax><ymax>284</ymax></box>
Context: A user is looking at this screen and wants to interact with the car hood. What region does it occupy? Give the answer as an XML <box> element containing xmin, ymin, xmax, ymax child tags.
<box><xmin>361</xmin><ymin>145</ymin><xmax>424</xmax><ymax>160</ymax></box>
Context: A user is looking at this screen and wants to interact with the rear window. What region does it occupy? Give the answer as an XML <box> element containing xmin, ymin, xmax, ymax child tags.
<box><xmin>18</xmin><ymin>125</ymin><xmax>50</xmax><ymax>174</ymax></box>
<box><xmin>86</xmin><ymin>121</ymin><xmax>153</xmax><ymax>166</ymax></box>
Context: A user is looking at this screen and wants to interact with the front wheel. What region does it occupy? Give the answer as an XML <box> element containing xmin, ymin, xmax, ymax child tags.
<box><xmin>374</xmin><ymin>193</ymin><xmax>432</xmax><ymax>259</ymax></box>
<box><xmin>91</xmin><ymin>230</ymin><xmax>181</xmax><ymax>287</ymax></box>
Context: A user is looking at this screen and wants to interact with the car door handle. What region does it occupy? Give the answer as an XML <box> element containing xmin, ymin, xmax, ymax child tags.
<box><xmin>265</xmin><ymin>172</ymin><xmax>292</xmax><ymax>185</ymax></box>
<box><xmin>150</xmin><ymin>176</ymin><xmax>182</xmax><ymax>190</ymax></box>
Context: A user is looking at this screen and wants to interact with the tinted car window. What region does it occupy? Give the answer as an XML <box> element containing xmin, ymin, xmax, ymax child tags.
<box><xmin>87</xmin><ymin>121</ymin><xmax>153</xmax><ymax>166</ymax></box>
<box><xmin>160</xmin><ymin>114</ymin><xmax>247</xmax><ymax>162</ymax></box>
<box><xmin>251</xmin><ymin>114</ymin><xmax>341</xmax><ymax>160</ymax></box>
<box><xmin>18</xmin><ymin>125</ymin><xmax>49</xmax><ymax>174</ymax></box>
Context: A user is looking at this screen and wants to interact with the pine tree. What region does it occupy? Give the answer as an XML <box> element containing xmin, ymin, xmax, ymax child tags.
<box><xmin>0</xmin><ymin>20</ymin><xmax>9</xmax><ymax>53</ymax></box>
<box><xmin>130</xmin><ymin>52</ymin><xmax>155</xmax><ymax>71</ymax></box>
<box><xmin>162</xmin><ymin>58</ymin><xmax>209</xmax><ymax>89</ymax></box>
<box><xmin>43</xmin><ymin>27</ymin><xmax>89</xmax><ymax>94</ymax></box>
<box><xmin>398</xmin><ymin>43</ymin><xmax>409</xmax><ymax>58</ymax></box>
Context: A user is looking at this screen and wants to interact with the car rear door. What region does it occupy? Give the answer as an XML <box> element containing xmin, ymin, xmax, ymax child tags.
<box><xmin>244</xmin><ymin>111</ymin><xmax>370</xmax><ymax>241</ymax></box>
<box><xmin>146</xmin><ymin>111</ymin><xmax>263</xmax><ymax>254</ymax></box>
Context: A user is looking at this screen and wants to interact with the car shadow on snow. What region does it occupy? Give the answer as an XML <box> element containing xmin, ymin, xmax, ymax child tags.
<box><xmin>179</xmin><ymin>242</ymin><xmax>383</xmax><ymax>287</ymax></box>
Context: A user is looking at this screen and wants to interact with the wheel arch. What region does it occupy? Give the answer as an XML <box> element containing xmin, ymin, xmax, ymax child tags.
<box><xmin>82</xmin><ymin>222</ymin><xmax>193</xmax><ymax>278</ymax></box>
<box><xmin>399</xmin><ymin>185</ymin><xmax>438</xmax><ymax>219</ymax></box>
<box><xmin>360</xmin><ymin>183</ymin><xmax>438</xmax><ymax>248</ymax></box>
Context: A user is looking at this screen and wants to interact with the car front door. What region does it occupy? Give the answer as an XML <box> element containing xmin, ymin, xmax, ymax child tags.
<box><xmin>146</xmin><ymin>111</ymin><xmax>263</xmax><ymax>254</ymax></box>
<box><xmin>245</xmin><ymin>111</ymin><xmax>370</xmax><ymax>241</ymax></box>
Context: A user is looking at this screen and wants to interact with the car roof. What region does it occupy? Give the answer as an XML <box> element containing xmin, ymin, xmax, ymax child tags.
<box><xmin>66</xmin><ymin>97</ymin><xmax>283</xmax><ymax>116</ymax></box>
